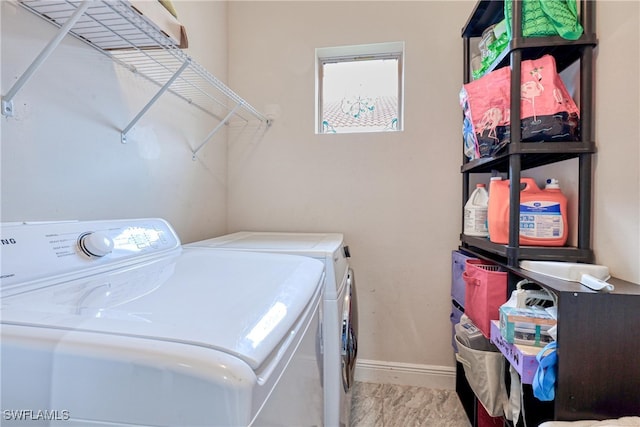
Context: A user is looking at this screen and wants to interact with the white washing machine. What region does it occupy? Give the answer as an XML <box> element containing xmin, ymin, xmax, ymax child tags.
<box><xmin>186</xmin><ymin>232</ymin><xmax>358</xmax><ymax>427</ymax></box>
<box><xmin>0</xmin><ymin>219</ymin><xmax>325</xmax><ymax>427</ymax></box>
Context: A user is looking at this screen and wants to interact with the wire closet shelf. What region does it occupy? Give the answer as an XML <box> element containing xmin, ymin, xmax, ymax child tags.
<box><xmin>5</xmin><ymin>0</ymin><xmax>271</xmax><ymax>159</ymax></box>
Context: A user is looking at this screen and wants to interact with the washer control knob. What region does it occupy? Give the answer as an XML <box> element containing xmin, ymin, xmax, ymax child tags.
<box><xmin>78</xmin><ymin>232</ymin><xmax>114</xmax><ymax>258</ymax></box>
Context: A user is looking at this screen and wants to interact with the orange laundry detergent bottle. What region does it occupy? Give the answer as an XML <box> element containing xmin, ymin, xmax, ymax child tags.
<box><xmin>488</xmin><ymin>177</ymin><xmax>568</xmax><ymax>246</ymax></box>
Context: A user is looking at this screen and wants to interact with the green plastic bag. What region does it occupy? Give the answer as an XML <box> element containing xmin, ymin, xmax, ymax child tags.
<box><xmin>505</xmin><ymin>0</ymin><xmax>583</xmax><ymax>40</ymax></box>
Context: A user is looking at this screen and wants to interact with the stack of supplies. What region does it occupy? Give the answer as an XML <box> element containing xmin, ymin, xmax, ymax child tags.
<box><xmin>499</xmin><ymin>306</ymin><xmax>556</xmax><ymax>347</ymax></box>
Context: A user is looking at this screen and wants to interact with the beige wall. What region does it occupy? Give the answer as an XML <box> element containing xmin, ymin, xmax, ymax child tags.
<box><xmin>227</xmin><ymin>0</ymin><xmax>640</xmax><ymax>384</ymax></box>
<box><xmin>1</xmin><ymin>1</ymin><xmax>230</xmax><ymax>243</ymax></box>
<box><xmin>592</xmin><ymin>1</ymin><xmax>640</xmax><ymax>282</ymax></box>
<box><xmin>227</xmin><ymin>2</ymin><xmax>471</xmax><ymax>380</ymax></box>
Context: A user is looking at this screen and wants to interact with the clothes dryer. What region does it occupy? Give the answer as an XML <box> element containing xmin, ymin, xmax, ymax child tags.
<box><xmin>0</xmin><ymin>219</ymin><xmax>324</xmax><ymax>427</ymax></box>
<box><xmin>186</xmin><ymin>232</ymin><xmax>358</xmax><ymax>427</ymax></box>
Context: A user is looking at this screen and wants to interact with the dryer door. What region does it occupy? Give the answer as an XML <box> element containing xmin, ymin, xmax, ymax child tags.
<box><xmin>341</xmin><ymin>268</ymin><xmax>358</xmax><ymax>392</ymax></box>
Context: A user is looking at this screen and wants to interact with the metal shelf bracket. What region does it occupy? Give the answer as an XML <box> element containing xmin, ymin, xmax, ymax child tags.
<box><xmin>2</xmin><ymin>0</ymin><xmax>92</xmax><ymax>117</ymax></box>
<box><xmin>191</xmin><ymin>103</ymin><xmax>242</xmax><ymax>161</ymax></box>
<box><xmin>121</xmin><ymin>58</ymin><xmax>191</xmax><ymax>144</ymax></box>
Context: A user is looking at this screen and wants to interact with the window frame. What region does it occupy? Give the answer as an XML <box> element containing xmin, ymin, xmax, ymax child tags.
<box><xmin>315</xmin><ymin>41</ymin><xmax>405</xmax><ymax>135</ymax></box>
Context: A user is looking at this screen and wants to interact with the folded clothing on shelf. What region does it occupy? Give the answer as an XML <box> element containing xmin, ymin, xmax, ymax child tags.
<box><xmin>460</xmin><ymin>54</ymin><xmax>580</xmax><ymax>160</ymax></box>
<box><xmin>505</xmin><ymin>0</ymin><xmax>583</xmax><ymax>41</ymax></box>
<box><xmin>474</xmin><ymin>0</ymin><xmax>584</xmax><ymax>80</ymax></box>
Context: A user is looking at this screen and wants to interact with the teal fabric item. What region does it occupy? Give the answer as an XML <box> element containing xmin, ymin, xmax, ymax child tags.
<box><xmin>533</xmin><ymin>341</ymin><xmax>557</xmax><ymax>401</ymax></box>
<box><xmin>505</xmin><ymin>0</ymin><xmax>583</xmax><ymax>40</ymax></box>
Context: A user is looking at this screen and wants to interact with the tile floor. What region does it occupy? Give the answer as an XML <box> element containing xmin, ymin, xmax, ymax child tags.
<box><xmin>350</xmin><ymin>382</ymin><xmax>471</xmax><ymax>427</ymax></box>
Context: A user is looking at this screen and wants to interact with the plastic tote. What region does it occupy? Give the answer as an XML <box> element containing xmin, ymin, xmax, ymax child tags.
<box><xmin>462</xmin><ymin>259</ymin><xmax>507</xmax><ymax>338</ymax></box>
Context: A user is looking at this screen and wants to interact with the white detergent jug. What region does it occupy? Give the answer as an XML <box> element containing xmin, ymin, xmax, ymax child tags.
<box><xmin>464</xmin><ymin>183</ymin><xmax>489</xmax><ymax>237</ymax></box>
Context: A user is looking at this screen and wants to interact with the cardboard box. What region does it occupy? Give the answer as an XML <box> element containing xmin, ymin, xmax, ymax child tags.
<box><xmin>20</xmin><ymin>0</ymin><xmax>189</xmax><ymax>50</ymax></box>
<box><xmin>499</xmin><ymin>306</ymin><xmax>556</xmax><ymax>347</ymax></box>
<box><xmin>130</xmin><ymin>0</ymin><xmax>189</xmax><ymax>49</ymax></box>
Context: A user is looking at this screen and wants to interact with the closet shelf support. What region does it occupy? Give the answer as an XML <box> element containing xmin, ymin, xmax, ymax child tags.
<box><xmin>13</xmin><ymin>0</ymin><xmax>272</xmax><ymax>150</ymax></box>
<box><xmin>191</xmin><ymin>103</ymin><xmax>242</xmax><ymax>161</ymax></box>
<box><xmin>1</xmin><ymin>0</ymin><xmax>92</xmax><ymax>117</ymax></box>
<box><xmin>121</xmin><ymin>58</ymin><xmax>191</xmax><ymax>144</ymax></box>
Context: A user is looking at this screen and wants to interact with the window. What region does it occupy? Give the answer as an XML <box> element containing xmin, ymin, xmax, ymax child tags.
<box><xmin>316</xmin><ymin>42</ymin><xmax>404</xmax><ymax>134</ymax></box>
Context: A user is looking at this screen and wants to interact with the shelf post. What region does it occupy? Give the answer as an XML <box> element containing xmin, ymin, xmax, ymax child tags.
<box><xmin>1</xmin><ymin>0</ymin><xmax>92</xmax><ymax>117</ymax></box>
<box><xmin>578</xmin><ymin>41</ymin><xmax>595</xmax><ymax>255</ymax></box>
<box><xmin>507</xmin><ymin>39</ymin><xmax>523</xmax><ymax>267</ymax></box>
<box><xmin>461</xmin><ymin>35</ymin><xmax>472</xmax><ymax>242</ymax></box>
<box><xmin>121</xmin><ymin>58</ymin><xmax>191</xmax><ymax>143</ymax></box>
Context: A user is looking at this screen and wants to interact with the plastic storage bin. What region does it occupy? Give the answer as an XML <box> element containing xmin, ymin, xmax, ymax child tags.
<box><xmin>451</xmin><ymin>250</ymin><xmax>477</xmax><ymax>352</ymax></box>
<box><xmin>452</xmin><ymin>250</ymin><xmax>476</xmax><ymax>306</ymax></box>
<box><xmin>462</xmin><ymin>259</ymin><xmax>507</xmax><ymax>338</ymax></box>
<box><xmin>490</xmin><ymin>320</ymin><xmax>539</xmax><ymax>385</ymax></box>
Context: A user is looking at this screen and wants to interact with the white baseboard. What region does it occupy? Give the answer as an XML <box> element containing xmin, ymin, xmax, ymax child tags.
<box><xmin>354</xmin><ymin>359</ymin><xmax>456</xmax><ymax>390</ymax></box>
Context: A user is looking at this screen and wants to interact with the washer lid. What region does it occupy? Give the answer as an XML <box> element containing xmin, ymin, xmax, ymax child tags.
<box><xmin>187</xmin><ymin>231</ymin><xmax>344</xmax><ymax>258</ymax></box>
<box><xmin>186</xmin><ymin>232</ymin><xmax>349</xmax><ymax>300</ymax></box>
<box><xmin>1</xmin><ymin>249</ymin><xmax>324</xmax><ymax>371</ymax></box>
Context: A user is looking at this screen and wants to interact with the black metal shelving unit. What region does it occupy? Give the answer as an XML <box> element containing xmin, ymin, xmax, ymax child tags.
<box><xmin>456</xmin><ymin>2</ymin><xmax>640</xmax><ymax>426</ymax></box>
<box><xmin>460</xmin><ymin>0</ymin><xmax>597</xmax><ymax>268</ymax></box>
